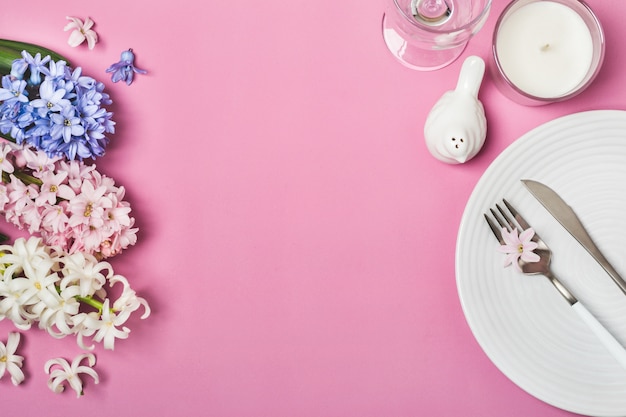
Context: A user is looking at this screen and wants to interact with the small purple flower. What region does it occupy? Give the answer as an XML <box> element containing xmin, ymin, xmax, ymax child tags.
<box><xmin>11</xmin><ymin>51</ymin><xmax>51</xmax><ymax>85</ymax></box>
<box><xmin>0</xmin><ymin>76</ymin><xmax>29</xmax><ymax>104</ymax></box>
<box><xmin>50</xmin><ymin>106</ymin><xmax>85</xmax><ymax>143</ymax></box>
<box><xmin>31</xmin><ymin>80</ymin><xmax>70</xmax><ymax>116</ymax></box>
<box><xmin>105</xmin><ymin>49</ymin><xmax>147</xmax><ymax>85</ymax></box>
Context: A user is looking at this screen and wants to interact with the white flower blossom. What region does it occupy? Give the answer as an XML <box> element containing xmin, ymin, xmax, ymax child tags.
<box><xmin>0</xmin><ymin>274</ymin><xmax>36</xmax><ymax>329</ymax></box>
<box><xmin>13</xmin><ymin>268</ymin><xmax>59</xmax><ymax>308</ymax></box>
<box><xmin>70</xmin><ymin>312</ymin><xmax>97</xmax><ymax>350</ymax></box>
<box><xmin>59</xmin><ymin>252</ymin><xmax>111</xmax><ymax>297</ymax></box>
<box><xmin>110</xmin><ymin>275</ymin><xmax>151</xmax><ymax>320</ymax></box>
<box><xmin>32</xmin><ymin>285</ymin><xmax>80</xmax><ymax>338</ymax></box>
<box><xmin>0</xmin><ymin>237</ymin><xmax>149</xmax><ymax>351</ymax></box>
<box><xmin>45</xmin><ymin>353</ymin><xmax>99</xmax><ymax>397</ymax></box>
<box><xmin>0</xmin><ymin>236</ymin><xmax>54</xmax><ymax>279</ymax></box>
<box><xmin>64</xmin><ymin>17</ymin><xmax>98</xmax><ymax>50</ymax></box>
<box><xmin>80</xmin><ymin>299</ymin><xmax>130</xmax><ymax>350</ymax></box>
<box><xmin>0</xmin><ymin>332</ymin><xmax>24</xmax><ymax>385</ymax></box>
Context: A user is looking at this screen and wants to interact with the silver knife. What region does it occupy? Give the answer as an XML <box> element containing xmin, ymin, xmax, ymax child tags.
<box><xmin>522</xmin><ymin>179</ymin><xmax>626</xmax><ymax>296</ymax></box>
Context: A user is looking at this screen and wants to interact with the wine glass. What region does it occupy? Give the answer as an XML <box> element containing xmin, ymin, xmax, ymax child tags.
<box><xmin>382</xmin><ymin>0</ymin><xmax>492</xmax><ymax>71</ymax></box>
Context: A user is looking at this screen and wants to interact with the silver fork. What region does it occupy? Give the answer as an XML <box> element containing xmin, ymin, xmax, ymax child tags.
<box><xmin>485</xmin><ymin>199</ymin><xmax>626</xmax><ymax>370</ymax></box>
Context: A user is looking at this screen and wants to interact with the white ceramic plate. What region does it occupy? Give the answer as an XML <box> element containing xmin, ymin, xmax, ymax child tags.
<box><xmin>456</xmin><ymin>110</ymin><xmax>626</xmax><ymax>417</ymax></box>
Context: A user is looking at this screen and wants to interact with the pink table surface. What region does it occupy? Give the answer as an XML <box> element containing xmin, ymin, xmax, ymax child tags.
<box><xmin>0</xmin><ymin>0</ymin><xmax>624</xmax><ymax>416</ymax></box>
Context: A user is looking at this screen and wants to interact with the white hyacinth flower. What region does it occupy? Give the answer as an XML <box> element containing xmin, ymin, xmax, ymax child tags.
<box><xmin>81</xmin><ymin>299</ymin><xmax>130</xmax><ymax>350</ymax></box>
<box><xmin>0</xmin><ymin>332</ymin><xmax>24</xmax><ymax>385</ymax></box>
<box><xmin>64</xmin><ymin>16</ymin><xmax>98</xmax><ymax>50</ymax></box>
<box><xmin>45</xmin><ymin>353</ymin><xmax>99</xmax><ymax>397</ymax></box>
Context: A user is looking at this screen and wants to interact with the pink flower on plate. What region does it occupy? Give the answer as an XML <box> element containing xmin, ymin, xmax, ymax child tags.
<box><xmin>64</xmin><ymin>16</ymin><xmax>98</xmax><ymax>50</ymax></box>
<box><xmin>496</xmin><ymin>227</ymin><xmax>540</xmax><ymax>272</ymax></box>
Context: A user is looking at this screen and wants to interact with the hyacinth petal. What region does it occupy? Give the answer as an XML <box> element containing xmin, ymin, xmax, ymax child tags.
<box><xmin>79</xmin><ymin>352</ymin><xmax>97</xmax><ymax>367</ymax></box>
<box><xmin>496</xmin><ymin>243</ymin><xmax>516</xmax><ymax>254</ymax></box>
<box><xmin>48</xmin><ymin>375</ymin><xmax>66</xmax><ymax>393</ymax></box>
<box><xmin>8</xmin><ymin>362</ymin><xmax>24</xmax><ymax>385</ymax></box>
<box><xmin>46</xmin><ymin>364</ymin><xmax>70</xmax><ymax>376</ymax></box>
<box><xmin>521</xmin><ymin>251</ymin><xmax>541</xmax><ymax>263</ymax></box>
<box><xmin>63</xmin><ymin>20</ymin><xmax>80</xmax><ymax>31</ymax></box>
<box><xmin>83</xmin><ymin>368</ymin><xmax>99</xmax><ymax>383</ymax></box>
<box><xmin>110</xmin><ymin>69</ymin><xmax>125</xmax><ymax>83</ymax></box>
<box><xmin>518</xmin><ymin>227</ymin><xmax>535</xmax><ymax>243</ymax></box>
<box><xmin>6</xmin><ymin>332</ymin><xmax>20</xmax><ymax>353</ymax></box>
<box><xmin>82</xmin><ymin>17</ymin><xmax>95</xmax><ymax>31</ymax></box>
<box><xmin>0</xmin><ymin>347</ymin><xmax>6</xmax><ymax>378</ymax></box>
<box><xmin>86</xmin><ymin>32</ymin><xmax>98</xmax><ymax>50</ymax></box>
<box><xmin>105</xmin><ymin>62</ymin><xmax>123</xmax><ymax>73</ymax></box>
<box><xmin>76</xmin><ymin>333</ymin><xmax>96</xmax><ymax>351</ymax></box>
<box><xmin>500</xmin><ymin>227</ymin><xmax>516</xmax><ymax>246</ymax></box>
<box><xmin>50</xmin><ymin>380</ymin><xmax>65</xmax><ymax>393</ymax></box>
<box><xmin>139</xmin><ymin>299</ymin><xmax>151</xmax><ymax>319</ymax></box>
<box><xmin>65</xmin><ymin>16</ymin><xmax>83</xmax><ymax>28</ymax></box>
<box><xmin>63</xmin><ymin>22</ymin><xmax>77</xmax><ymax>31</ymax></box>
<box><xmin>502</xmin><ymin>252</ymin><xmax>517</xmax><ymax>267</ymax></box>
<box><xmin>0</xmin><ymin>90</ymin><xmax>16</xmax><ymax>100</ymax></box>
<box><xmin>525</xmin><ymin>241</ymin><xmax>539</xmax><ymax>251</ymax></box>
<box><xmin>67</xmin><ymin>31</ymin><xmax>86</xmax><ymax>47</ymax></box>
<box><xmin>68</xmin><ymin>377</ymin><xmax>84</xmax><ymax>397</ymax></box>
<box><xmin>75</xmin><ymin>365</ymin><xmax>99</xmax><ymax>383</ymax></box>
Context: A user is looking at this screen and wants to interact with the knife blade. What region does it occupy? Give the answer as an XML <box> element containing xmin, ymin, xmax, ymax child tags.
<box><xmin>522</xmin><ymin>179</ymin><xmax>626</xmax><ymax>297</ymax></box>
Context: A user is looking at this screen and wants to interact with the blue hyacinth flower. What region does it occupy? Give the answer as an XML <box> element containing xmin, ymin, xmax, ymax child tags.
<box><xmin>105</xmin><ymin>49</ymin><xmax>147</xmax><ymax>85</ymax></box>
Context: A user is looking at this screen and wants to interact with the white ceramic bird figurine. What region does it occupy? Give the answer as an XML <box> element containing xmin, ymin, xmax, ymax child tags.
<box><xmin>424</xmin><ymin>55</ymin><xmax>487</xmax><ymax>164</ymax></box>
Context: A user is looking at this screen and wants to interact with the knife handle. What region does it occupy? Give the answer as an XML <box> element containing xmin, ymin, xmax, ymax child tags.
<box><xmin>572</xmin><ymin>301</ymin><xmax>626</xmax><ymax>370</ymax></box>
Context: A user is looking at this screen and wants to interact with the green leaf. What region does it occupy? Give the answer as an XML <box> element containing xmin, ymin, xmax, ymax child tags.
<box><xmin>0</xmin><ymin>39</ymin><xmax>68</xmax><ymax>63</ymax></box>
<box><xmin>0</xmin><ymin>39</ymin><xmax>69</xmax><ymax>76</ymax></box>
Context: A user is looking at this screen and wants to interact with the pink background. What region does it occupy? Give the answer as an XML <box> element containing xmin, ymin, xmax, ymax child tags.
<box><xmin>0</xmin><ymin>0</ymin><xmax>624</xmax><ymax>415</ymax></box>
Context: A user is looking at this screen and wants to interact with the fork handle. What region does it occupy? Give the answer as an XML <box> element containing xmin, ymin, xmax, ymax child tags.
<box><xmin>572</xmin><ymin>301</ymin><xmax>626</xmax><ymax>370</ymax></box>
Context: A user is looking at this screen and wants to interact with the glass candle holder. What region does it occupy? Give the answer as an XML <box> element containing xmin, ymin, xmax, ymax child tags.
<box><xmin>492</xmin><ymin>0</ymin><xmax>605</xmax><ymax>105</ymax></box>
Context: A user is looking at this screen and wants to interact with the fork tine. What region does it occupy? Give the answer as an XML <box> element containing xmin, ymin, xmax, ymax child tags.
<box><xmin>484</xmin><ymin>213</ymin><xmax>505</xmax><ymax>244</ymax></box>
<box><xmin>503</xmin><ymin>199</ymin><xmax>531</xmax><ymax>230</ymax></box>
<box><xmin>496</xmin><ymin>203</ymin><xmax>519</xmax><ymax>231</ymax></box>
<box><xmin>489</xmin><ymin>207</ymin><xmax>510</xmax><ymax>231</ymax></box>
<box><xmin>484</xmin><ymin>198</ymin><xmax>535</xmax><ymax>245</ymax></box>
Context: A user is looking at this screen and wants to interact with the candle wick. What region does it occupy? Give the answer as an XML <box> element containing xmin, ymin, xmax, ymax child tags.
<box><xmin>540</xmin><ymin>43</ymin><xmax>551</xmax><ymax>52</ymax></box>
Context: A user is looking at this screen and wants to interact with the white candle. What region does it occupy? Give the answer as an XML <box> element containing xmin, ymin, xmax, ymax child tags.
<box><xmin>495</xmin><ymin>1</ymin><xmax>594</xmax><ymax>99</ymax></box>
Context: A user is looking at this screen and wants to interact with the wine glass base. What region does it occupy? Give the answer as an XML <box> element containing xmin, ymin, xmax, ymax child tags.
<box><xmin>381</xmin><ymin>12</ymin><xmax>468</xmax><ymax>71</ymax></box>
